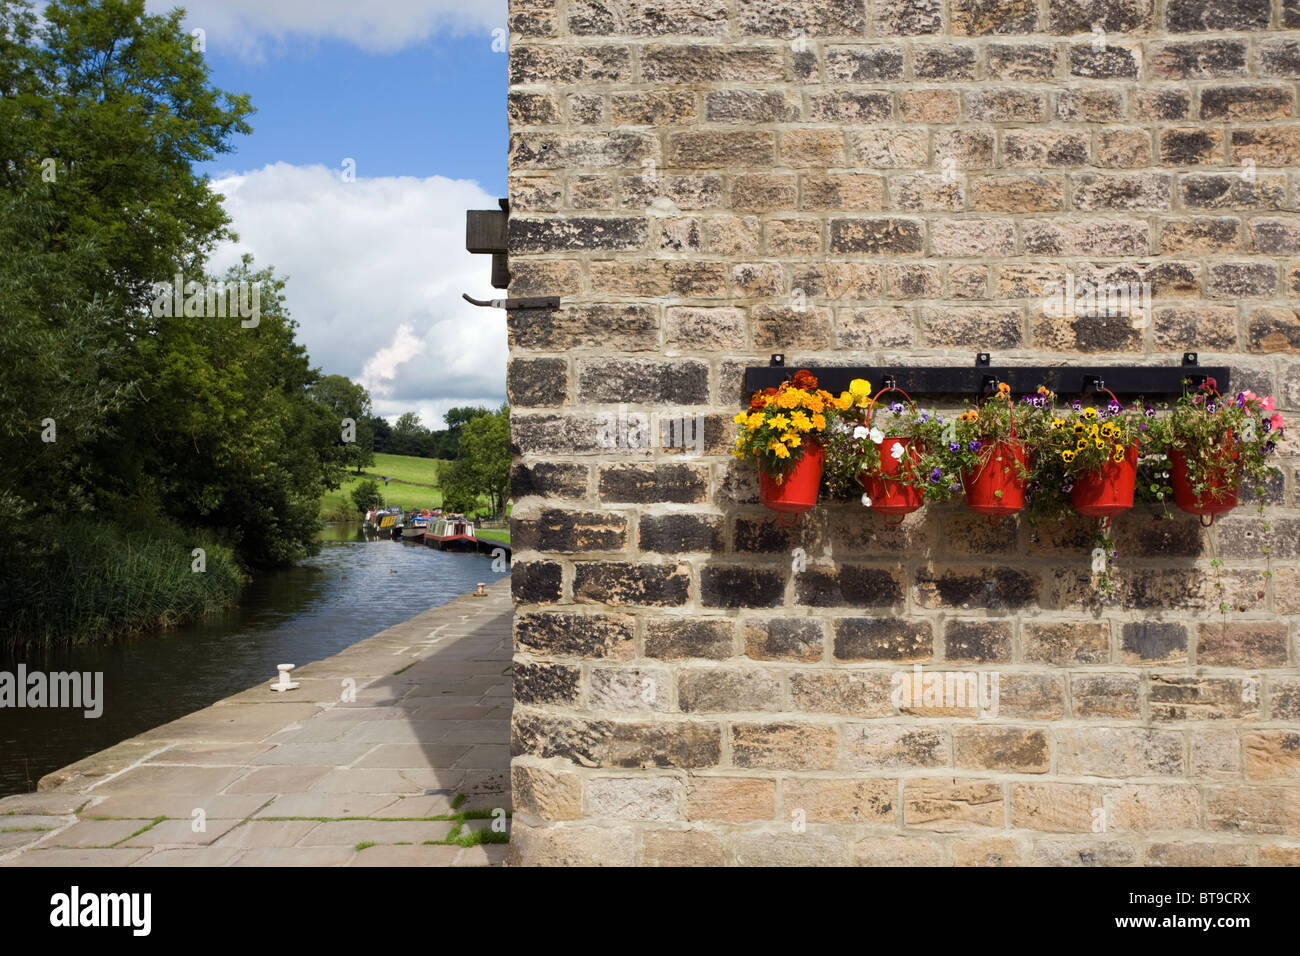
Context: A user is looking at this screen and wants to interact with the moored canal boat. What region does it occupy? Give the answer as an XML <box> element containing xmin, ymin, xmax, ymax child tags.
<box><xmin>401</xmin><ymin>510</ymin><xmax>432</xmax><ymax>542</ymax></box>
<box><xmin>425</xmin><ymin>514</ymin><xmax>476</xmax><ymax>552</ymax></box>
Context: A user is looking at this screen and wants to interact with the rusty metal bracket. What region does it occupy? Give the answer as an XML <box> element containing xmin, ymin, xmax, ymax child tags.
<box><xmin>463</xmin><ymin>293</ymin><xmax>560</xmax><ymax>311</ymax></box>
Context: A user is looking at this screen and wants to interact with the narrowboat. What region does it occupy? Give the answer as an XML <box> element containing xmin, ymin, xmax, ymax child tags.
<box><xmin>424</xmin><ymin>514</ymin><xmax>477</xmax><ymax>552</ymax></box>
<box><xmin>401</xmin><ymin>510</ymin><xmax>432</xmax><ymax>542</ymax></box>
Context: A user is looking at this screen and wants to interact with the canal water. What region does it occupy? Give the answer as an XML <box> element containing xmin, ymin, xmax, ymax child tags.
<box><xmin>0</xmin><ymin>525</ymin><xmax>508</xmax><ymax>798</ymax></box>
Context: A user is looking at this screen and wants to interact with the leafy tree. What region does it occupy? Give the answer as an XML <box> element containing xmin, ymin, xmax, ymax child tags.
<box><xmin>456</xmin><ymin>404</ymin><xmax>510</xmax><ymax>516</ymax></box>
<box><xmin>123</xmin><ymin>257</ymin><xmax>348</xmax><ymax>566</ymax></box>
<box><xmin>368</xmin><ymin>415</ymin><xmax>392</xmax><ymax>453</ymax></box>
<box><xmin>311</xmin><ymin>375</ymin><xmax>375</xmax><ymax>474</ymax></box>
<box><xmin>437</xmin><ymin>458</ymin><xmax>479</xmax><ymax>515</ymax></box>
<box><xmin>441</xmin><ymin>405</ymin><xmax>491</xmax><ymax>458</ymax></box>
<box><xmin>350</xmin><ymin>479</ymin><xmax>383</xmax><ymax>515</ymax></box>
<box><xmin>0</xmin><ymin>0</ymin><xmax>254</xmax><ymax>522</ymax></box>
<box><xmin>390</xmin><ymin>411</ymin><xmax>429</xmax><ymax>457</ymax></box>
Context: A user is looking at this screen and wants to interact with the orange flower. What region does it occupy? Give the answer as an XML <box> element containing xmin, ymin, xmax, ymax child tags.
<box><xmin>791</xmin><ymin>369</ymin><xmax>819</xmax><ymax>391</ymax></box>
<box><xmin>997</xmin><ymin>382</ymin><xmax>1011</xmax><ymax>396</ymax></box>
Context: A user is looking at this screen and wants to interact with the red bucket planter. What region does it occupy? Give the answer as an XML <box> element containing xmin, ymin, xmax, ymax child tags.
<box><xmin>964</xmin><ymin>440</ymin><xmax>1026</xmax><ymax>521</ymax></box>
<box><xmin>1071</xmin><ymin>443</ymin><xmax>1139</xmax><ymax>518</ymax></box>
<box><xmin>1170</xmin><ymin>448</ymin><xmax>1239</xmax><ymax>524</ymax></box>
<box><xmin>759</xmin><ymin>442</ymin><xmax>823</xmax><ymax>516</ymax></box>
<box><xmin>862</xmin><ymin>437</ymin><xmax>923</xmax><ymax>522</ymax></box>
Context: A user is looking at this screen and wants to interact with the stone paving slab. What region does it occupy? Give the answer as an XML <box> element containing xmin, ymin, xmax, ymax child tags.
<box><xmin>0</xmin><ymin>582</ymin><xmax>513</xmax><ymax>867</ymax></box>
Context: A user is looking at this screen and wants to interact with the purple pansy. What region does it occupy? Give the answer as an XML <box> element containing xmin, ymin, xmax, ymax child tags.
<box><xmin>929</xmin><ymin>468</ymin><xmax>942</xmax><ymax>483</ymax></box>
<box><xmin>968</xmin><ymin>440</ymin><xmax>981</xmax><ymax>452</ymax></box>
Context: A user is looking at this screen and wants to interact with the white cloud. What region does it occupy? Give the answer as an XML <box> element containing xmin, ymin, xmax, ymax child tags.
<box><xmin>144</xmin><ymin>0</ymin><xmax>507</xmax><ymax>57</ymax></box>
<box><xmin>208</xmin><ymin>163</ymin><xmax>507</xmax><ymax>428</ymax></box>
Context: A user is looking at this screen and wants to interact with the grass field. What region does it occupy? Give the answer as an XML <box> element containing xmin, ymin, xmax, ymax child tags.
<box><xmin>475</xmin><ymin>526</ymin><xmax>511</xmax><ymax>545</ymax></box>
<box><xmin>320</xmin><ymin>453</ymin><xmax>448</xmax><ymax>520</ymax></box>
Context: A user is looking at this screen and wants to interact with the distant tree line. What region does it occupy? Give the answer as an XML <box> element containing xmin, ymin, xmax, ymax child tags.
<box><xmin>368</xmin><ymin>406</ymin><xmax>493</xmax><ymax>460</ymax></box>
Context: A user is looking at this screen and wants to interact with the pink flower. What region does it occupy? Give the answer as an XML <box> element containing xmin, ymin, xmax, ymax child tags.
<box><xmin>1260</xmin><ymin>395</ymin><xmax>1275</xmax><ymax>412</ymax></box>
<box><xmin>1270</xmin><ymin>412</ymin><xmax>1284</xmax><ymax>432</ymax></box>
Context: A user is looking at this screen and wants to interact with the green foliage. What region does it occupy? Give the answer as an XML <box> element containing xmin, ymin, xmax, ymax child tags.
<box><xmin>349</xmin><ymin>479</ymin><xmax>383</xmax><ymax>515</ymax></box>
<box><xmin>455</xmin><ymin>404</ymin><xmax>510</xmax><ymax>516</ymax></box>
<box><xmin>120</xmin><ymin>258</ymin><xmax>349</xmax><ymax>566</ymax></box>
<box><xmin>437</xmin><ymin>457</ymin><xmax>481</xmax><ymax>515</ymax></box>
<box><xmin>831</xmin><ymin>394</ymin><xmax>958</xmax><ymax>502</ymax></box>
<box><xmin>0</xmin><ymin>512</ymin><xmax>246</xmax><ymax>648</ymax></box>
<box><xmin>0</xmin><ymin>1</ymin><xmax>353</xmax><ymax>640</ymax></box>
<box><xmin>1145</xmin><ymin>381</ymin><xmax>1284</xmax><ymax>505</ymax></box>
<box><xmin>311</xmin><ymin>375</ymin><xmax>375</xmax><ymax>475</ymax></box>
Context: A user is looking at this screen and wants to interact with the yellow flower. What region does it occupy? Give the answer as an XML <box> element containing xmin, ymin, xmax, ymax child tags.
<box><xmin>1073</xmin><ymin>422</ymin><xmax>1085</xmax><ymax>434</ymax></box>
<box><xmin>746</xmin><ymin>412</ymin><xmax>765</xmax><ymax>431</ymax></box>
<box><xmin>768</xmin><ymin>413</ymin><xmax>790</xmax><ymax>432</ymax></box>
<box><xmin>1076</xmin><ymin>438</ymin><xmax>1087</xmax><ymax>450</ymax></box>
<box><xmin>811</xmin><ymin>413</ymin><xmax>826</xmax><ymax>431</ymax></box>
<box><xmin>783</xmin><ymin>432</ymin><xmax>801</xmax><ymax>448</ymax></box>
<box><xmin>1084</xmin><ymin>407</ymin><xmax>1098</xmax><ymax>420</ymax></box>
<box><xmin>1062</xmin><ymin>450</ymin><xmax>1076</xmax><ymax>463</ymax></box>
<box><xmin>1112</xmin><ymin>445</ymin><xmax>1127</xmax><ymax>463</ymax></box>
<box><xmin>803</xmin><ymin>394</ymin><xmax>824</xmax><ymax>414</ymax></box>
<box><xmin>1051</xmin><ymin>419</ymin><xmax>1066</xmax><ymax>430</ymax></box>
<box><xmin>839</xmin><ymin>391</ymin><xmax>852</xmax><ymax>408</ymax></box>
<box><xmin>1088</xmin><ymin>424</ymin><xmax>1100</xmax><ymax>438</ymax></box>
<box><xmin>849</xmin><ymin>378</ymin><xmax>872</xmax><ymax>400</ymax></box>
<box><xmin>789</xmin><ymin>411</ymin><xmax>813</xmax><ymax>432</ymax></box>
<box><xmin>769</xmin><ymin>440</ymin><xmax>790</xmax><ymax>459</ymax></box>
<box><xmin>1100</xmin><ymin>422</ymin><xmax>1116</xmax><ymax>438</ymax></box>
<box><xmin>733</xmin><ymin>412</ymin><xmax>748</xmax><ymax>426</ymax></box>
<box><xmin>1094</xmin><ymin>439</ymin><xmax>1105</xmax><ymax>450</ymax></box>
<box><xmin>777</xmin><ymin>389</ymin><xmax>800</xmax><ymax>410</ymax></box>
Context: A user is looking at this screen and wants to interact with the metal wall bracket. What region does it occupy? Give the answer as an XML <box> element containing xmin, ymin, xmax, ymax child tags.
<box><xmin>463</xmin><ymin>294</ymin><xmax>560</xmax><ymax>311</ymax></box>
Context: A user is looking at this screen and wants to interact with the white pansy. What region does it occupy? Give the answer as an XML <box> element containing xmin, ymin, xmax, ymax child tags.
<box><xmin>861</xmin><ymin>494</ymin><xmax>872</xmax><ymax>508</ymax></box>
<box><xmin>869</xmin><ymin>426</ymin><xmax>884</xmax><ymax>444</ymax></box>
<box><xmin>852</xmin><ymin>425</ymin><xmax>869</xmax><ymax>440</ymax></box>
<box><xmin>889</xmin><ymin>442</ymin><xmax>906</xmax><ymax>460</ymax></box>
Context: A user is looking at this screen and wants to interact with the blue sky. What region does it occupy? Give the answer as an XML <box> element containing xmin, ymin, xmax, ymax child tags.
<box><xmin>142</xmin><ymin>0</ymin><xmax>512</xmax><ymax>427</ymax></box>
<box><xmin>198</xmin><ymin>34</ymin><xmax>507</xmax><ymax>193</ymax></box>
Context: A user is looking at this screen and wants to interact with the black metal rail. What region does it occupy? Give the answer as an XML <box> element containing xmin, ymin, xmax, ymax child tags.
<box><xmin>742</xmin><ymin>354</ymin><xmax>1230</xmax><ymax>402</ymax></box>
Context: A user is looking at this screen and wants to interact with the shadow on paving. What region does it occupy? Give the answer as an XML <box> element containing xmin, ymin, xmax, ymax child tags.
<box><xmin>0</xmin><ymin>583</ymin><xmax>514</xmax><ymax>867</ymax></box>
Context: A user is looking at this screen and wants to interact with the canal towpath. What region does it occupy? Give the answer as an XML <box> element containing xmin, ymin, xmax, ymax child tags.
<box><xmin>0</xmin><ymin>581</ymin><xmax>512</xmax><ymax>867</ymax></box>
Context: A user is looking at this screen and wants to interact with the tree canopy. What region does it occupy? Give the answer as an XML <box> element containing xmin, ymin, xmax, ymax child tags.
<box><xmin>0</xmin><ymin>0</ymin><xmax>346</xmax><ymax>576</ymax></box>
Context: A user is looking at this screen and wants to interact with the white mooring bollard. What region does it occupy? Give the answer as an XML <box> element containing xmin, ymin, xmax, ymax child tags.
<box><xmin>474</xmin><ymin>582</ymin><xmax>488</xmax><ymax>597</ymax></box>
<box><xmin>270</xmin><ymin>663</ymin><xmax>301</xmax><ymax>692</ymax></box>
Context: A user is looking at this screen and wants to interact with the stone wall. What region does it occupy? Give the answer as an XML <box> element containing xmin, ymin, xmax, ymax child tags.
<box><xmin>505</xmin><ymin>0</ymin><xmax>1300</xmax><ymax>866</ymax></box>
